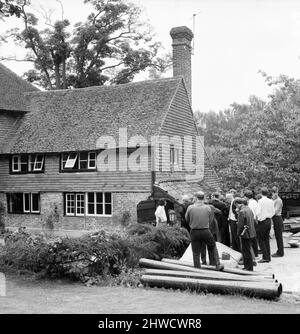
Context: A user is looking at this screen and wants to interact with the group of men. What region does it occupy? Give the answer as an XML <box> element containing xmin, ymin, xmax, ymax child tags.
<box><xmin>180</xmin><ymin>186</ymin><xmax>284</xmax><ymax>271</ymax></box>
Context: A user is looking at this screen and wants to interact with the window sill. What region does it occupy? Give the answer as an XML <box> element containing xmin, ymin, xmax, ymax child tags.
<box><xmin>7</xmin><ymin>212</ymin><xmax>41</xmax><ymax>215</ymax></box>
<box><xmin>60</xmin><ymin>169</ymin><xmax>97</xmax><ymax>173</ymax></box>
<box><xmin>9</xmin><ymin>171</ymin><xmax>45</xmax><ymax>175</ymax></box>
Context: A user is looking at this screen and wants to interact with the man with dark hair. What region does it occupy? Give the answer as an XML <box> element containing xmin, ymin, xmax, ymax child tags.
<box><xmin>235</xmin><ymin>197</ymin><xmax>256</xmax><ymax>271</ymax></box>
<box><xmin>210</xmin><ymin>192</ymin><xmax>230</xmax><ymax>247</ymax></box>
<box><xmin>256</xmin><ymin>187</ymin><xmax>275</xmax><ymax>263</ymax></box>
<box><xmin>154</xmin><ymin>199</ymin><xmax>167</xmax><ymax>227</ymax></box>
<box><xmin>244</xmin><ymin>189</ymin><xmax>259</xmax><ymax>257</ymax></box>
<box><xmin>227</xmin><ymin>191</ymin><xmax>241</xmax><ymax>252</ymax></box>
<box><xmin>271</xmin><ymin>186</ymin><xmax>284</xmax><ymax>257</ymax></box>
<box><xmin>179</xmin><ymin>194</ymin><xmax>193</xmax><ymax>232</ymax></box>
<box><xmin>185</xmin><ymin>191</ymin><xmax>224</xmax><ymax>271</ymax></box>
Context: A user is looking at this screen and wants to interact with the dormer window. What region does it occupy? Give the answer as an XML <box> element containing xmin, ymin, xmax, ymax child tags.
<box><xmin>61</xmin><ymin>151</ymin><xmax>97</xmax><ymax>171</ymax></box>
<box><xmin>28</xmin><ymin>154</ymin><xmax>44</xmax><ymax>172</ymax></box>
<box><xmin>11</xmin><ymin>154</ymin><xmax>44</xmax><ymax>173</ymax></box>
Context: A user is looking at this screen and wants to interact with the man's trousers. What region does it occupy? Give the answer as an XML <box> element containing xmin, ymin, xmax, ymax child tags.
<box><xmin>241</xmin><ymin>238</ymin><xmax>254</xmax><ymax>271</ymax></box>
<box><xmin>272</xmin><ymin>215</ymin><xmax>284</xmax><ymax>256</ymax></box>
<box><xmin>229</xmin><ymin>219</ymin><xmax>241</xmax><ymax>252</ymax></box>
<box><xmin>190</xmin><ymin>229</ymin><xmax>219</xmax><ymax>268</ymax></box>
<box><xmin>257</xmin><ymin>218</ymin><xmax>272</xmax><ymax>261</ymax></box>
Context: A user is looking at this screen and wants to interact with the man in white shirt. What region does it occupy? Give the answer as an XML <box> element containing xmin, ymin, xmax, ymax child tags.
<box><xmin>256</xmin><ymin>187</ymin><xmax>275</xmax><ymax>263</ymax></box>
<box><xmin>271</xmin><ymin>186</ymin><xmax>284</xmax><ymax>257</ymax></box>
<box><xmin>226</xmin><ymin>191</ymin><xmax>241</xmax><ymax>252</ymax></box>
<box><xmin>154</xmin><ymin>199</ymin><xmax>167</xmax><ymax>227</ymax></box>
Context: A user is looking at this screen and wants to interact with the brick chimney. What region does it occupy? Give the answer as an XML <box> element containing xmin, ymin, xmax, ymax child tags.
<box><xmin>170</xmin><ymin>26</ymin><xmax>194</xmax><ymax>104</ymax></box>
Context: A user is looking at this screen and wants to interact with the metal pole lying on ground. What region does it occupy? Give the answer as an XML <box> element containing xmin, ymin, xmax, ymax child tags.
<box><xmin>141</xmin><ymin>275</ymin><xmax>282</xmax><ymax>300</ymax></box>
<box><xmin>144</xmin><ymin>269</ymin><xmax>277</xmax><ymax>283</ymax></box>
<box><xmin>139</xmin><ymin>258</ymin><xmax>274</xmax><ymax>279</ymax></box>
<box><xmin>161</xmin><ymin>258</ymin><xmax>275</xmax><ymax>278</ymax></box>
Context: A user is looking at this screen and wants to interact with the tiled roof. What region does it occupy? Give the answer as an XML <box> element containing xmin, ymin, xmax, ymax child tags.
<box><xmin>5</xmin><ymin>77</ymin><xmax>182</xmax><ymax>154</ymax></box>
<box><xmin>156</xmin><ymin>178</ymin><xmax>219</xmax><ymax>204</ymax></box>
<box><xmin>0</xmin><ymin>63</ymin><xmax>38</xmax><ymax>112</ymax></box>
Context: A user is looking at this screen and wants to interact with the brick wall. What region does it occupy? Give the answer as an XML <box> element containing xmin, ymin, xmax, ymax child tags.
<box><xmin>0</xmin><ymin>191</ymin><xmax>150</xmax><ymax>234</ymax></box>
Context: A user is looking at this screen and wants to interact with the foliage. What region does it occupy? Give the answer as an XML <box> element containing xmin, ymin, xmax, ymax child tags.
<box><xmin>126</xmin><ymin>223</ymin><xmax>190</xmax><ymax>262</ymax></box>
<box><xmin>0</xmin><ymin>0</ymin><xmax>21</xmax><ymax>18</ymax></box>
<box><xmin>0</xmin><ymin>225</ymin><xmax>190</xmax><ymax>283</ymax></box>
<box><xmin>195</xmin><ymin>74</ymin><xmax>300</xmax><ymax>192</ymax></box>
<box><xmin>1</xmin><ymin>0</ymin><xmax>170</xmax><ymax>89</ymax></box>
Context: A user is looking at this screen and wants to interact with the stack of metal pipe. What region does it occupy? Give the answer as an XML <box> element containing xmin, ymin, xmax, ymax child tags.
<box><xmin>139</xmin><ymin>258</ymin><xmax>282</xmax><ymax>300</ymax></box>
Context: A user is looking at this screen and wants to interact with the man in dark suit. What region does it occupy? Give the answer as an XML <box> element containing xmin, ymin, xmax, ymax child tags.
<box><xmin>235</xmin><ymin>198</ymin><xmax>257</xmax><ymax>271</ymax></box>
<box><xmin>179</xmin><ymin>194</ymin><xmax>193</xmax><ymax>232</ymax></box>
<box><xmin>210</xmin><ymin>192</ymin><xmax>231</xmax><ymax>247</ymax></box>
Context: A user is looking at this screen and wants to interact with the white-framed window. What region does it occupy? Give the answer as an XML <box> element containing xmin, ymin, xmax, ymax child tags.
<box><xmin>12</xmin><ymin>155</ymin><xmax>44</xmax><ymax>173</ymax></box>
<box><xmin>65</xmin><ymin>193</ymin><xmax>75</xmax><ymax>216</ymax></box>
<box><xmin>64</xmin><ymin>153</ymin><xmax>78</xmax><ymax>169</ymax></box>
<box><xmin>76</xmin><ymin>193</ymin><xmax>85</xmax><ymax>216</ymax></box>
<box><xmin>61</xmin><ymin>152</ymin><xmax>97</xmax><ymax>171</ymax></box>
<box><xmin>12</xmin><ymin>155</ymin><xmax>20</xmax><ymax>172</ymax></box>
<box><xmin>31</xmin><ymin>193</ymin><xmax>40</xmax><ymax>213</ymax></box>
<box><xmin>11</xmin><ymin>155</ymin><xmax>28</xmax><ymax>172</ymax></box>
<box><xmin>28</xmin><ymin>154</ymin><xmax>44</xmax><ymax>172</ymax></box>
<box><xmin>7</xmin><ymin>193</ymin><xmax>40</xmax><ymax>214</ymax></box>
<box><xmin>23</xmin><ymin>193</ymin><xmax>31</xmax><ymax>213</ymax></box>
<box><xmin>86</xmin><ymin>192</ymin><xmax>112</xmax><ymax>216</ymax></box>
<box><xmin>88</xmin><ymin>152</ymin><xmax>96</xmax><ymax>169</ymax></box>
<box><xmin>64</xmin><ymin>192</ymin><xmax>112</xmax><ymax>216</ymax></box>
<box><xmin>79</xmin><ymin>152</ymin><xmax>88</xmax><ymax>170</ymax></box>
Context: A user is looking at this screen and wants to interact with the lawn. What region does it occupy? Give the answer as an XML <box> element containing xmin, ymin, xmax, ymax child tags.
<box><xmin>0</xmin><ymin>274</ymin><xmax>300</xmax><ymax>314</ymax></box>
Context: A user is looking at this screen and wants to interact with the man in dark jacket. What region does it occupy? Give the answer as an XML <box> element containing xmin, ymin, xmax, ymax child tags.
<box><xmin>179</xmin><ymin>194</ymin><xmax>193</xmax><ymax>232</ymax></box>
<box><xmin>210</xmin><ymin>192</ymin><xmax>231</xmax><ymax>247</ymax></box>
<box><xmin>185</xmin><ymin>191</ymin><xmax>224</xmax><ymax>271</ymax></box>
<box><xmin>235</xmin><ymin>198</ymin><xmax>256</xmax><ymax>271</ymax></box>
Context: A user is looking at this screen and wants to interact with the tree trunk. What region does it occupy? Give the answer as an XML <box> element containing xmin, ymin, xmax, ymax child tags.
<box><xmin>62</xmin><ymin>58</ymin><xmax>67</xmax><ymax>89</ymax></box>
<box><xmin>54</xmin><ymin>62</ymin><xmax>61</xmax><ymax>89</ymax></box>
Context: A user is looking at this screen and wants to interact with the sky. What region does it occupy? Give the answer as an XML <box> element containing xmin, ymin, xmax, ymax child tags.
<box><xmin>1</xmin><ymin>0</ymin><xmax>300</xmax><ymax>112</ymax></box>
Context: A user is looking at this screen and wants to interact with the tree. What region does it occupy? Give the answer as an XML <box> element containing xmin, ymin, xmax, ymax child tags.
<box><xmin>0</xmin><ymin>0</ymin><xmax>21</xmax><ymax>18</ymax></box>
<box><xmin>196</xmin><ymin>75</ymin><xmax>300</xmax><ymax>192</ymax></box>
<box><xmin>2</xmin><ymin>0</ymin><xmax>170</xmax><ymax>89</ymax></box>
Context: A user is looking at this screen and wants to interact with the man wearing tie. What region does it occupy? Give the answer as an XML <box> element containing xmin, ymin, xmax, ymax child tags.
<box><xmin>256</xmin><ymin>187</ymin><xmax>275</xmax><ymax>263</ymax></box>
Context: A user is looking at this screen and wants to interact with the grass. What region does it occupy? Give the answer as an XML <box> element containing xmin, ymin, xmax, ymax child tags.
<box><xmin>0</xmin><ymin>273</ymin><xmax>300</xmax><ymax>314</ymax></box>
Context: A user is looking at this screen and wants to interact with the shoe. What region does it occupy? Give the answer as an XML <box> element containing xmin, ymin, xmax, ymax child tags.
<box><xmin>243</xmin><ymin>268</ymin><xmax>253</xmax><ymax>271</ymax></box>
<box><xmin>272</xmin><ymin>253</ymin><xmax>283</xmax><ymax>258</ymax></box>
<box><xmin>258</xmin><ymin>259</ymin><xmax>270</xmax><ymax>263</ymax></box>
<box><xmin>216</xmin><ymin>264</ymin><xmax>224</xmax><ymax>271</ymax></box>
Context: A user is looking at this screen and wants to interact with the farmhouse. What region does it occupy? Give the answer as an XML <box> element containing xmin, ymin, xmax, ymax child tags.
<box><xmin>0</xmin><ymin>26</ymin><xmax>219</xmax><ymax>233</ymax></box>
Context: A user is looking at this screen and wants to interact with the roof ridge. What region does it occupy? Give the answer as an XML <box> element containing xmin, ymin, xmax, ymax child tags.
<box><xmin>24</xmin><ymin>76</ymin><xmax>182</xmax><ymax>96</ymax></box>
